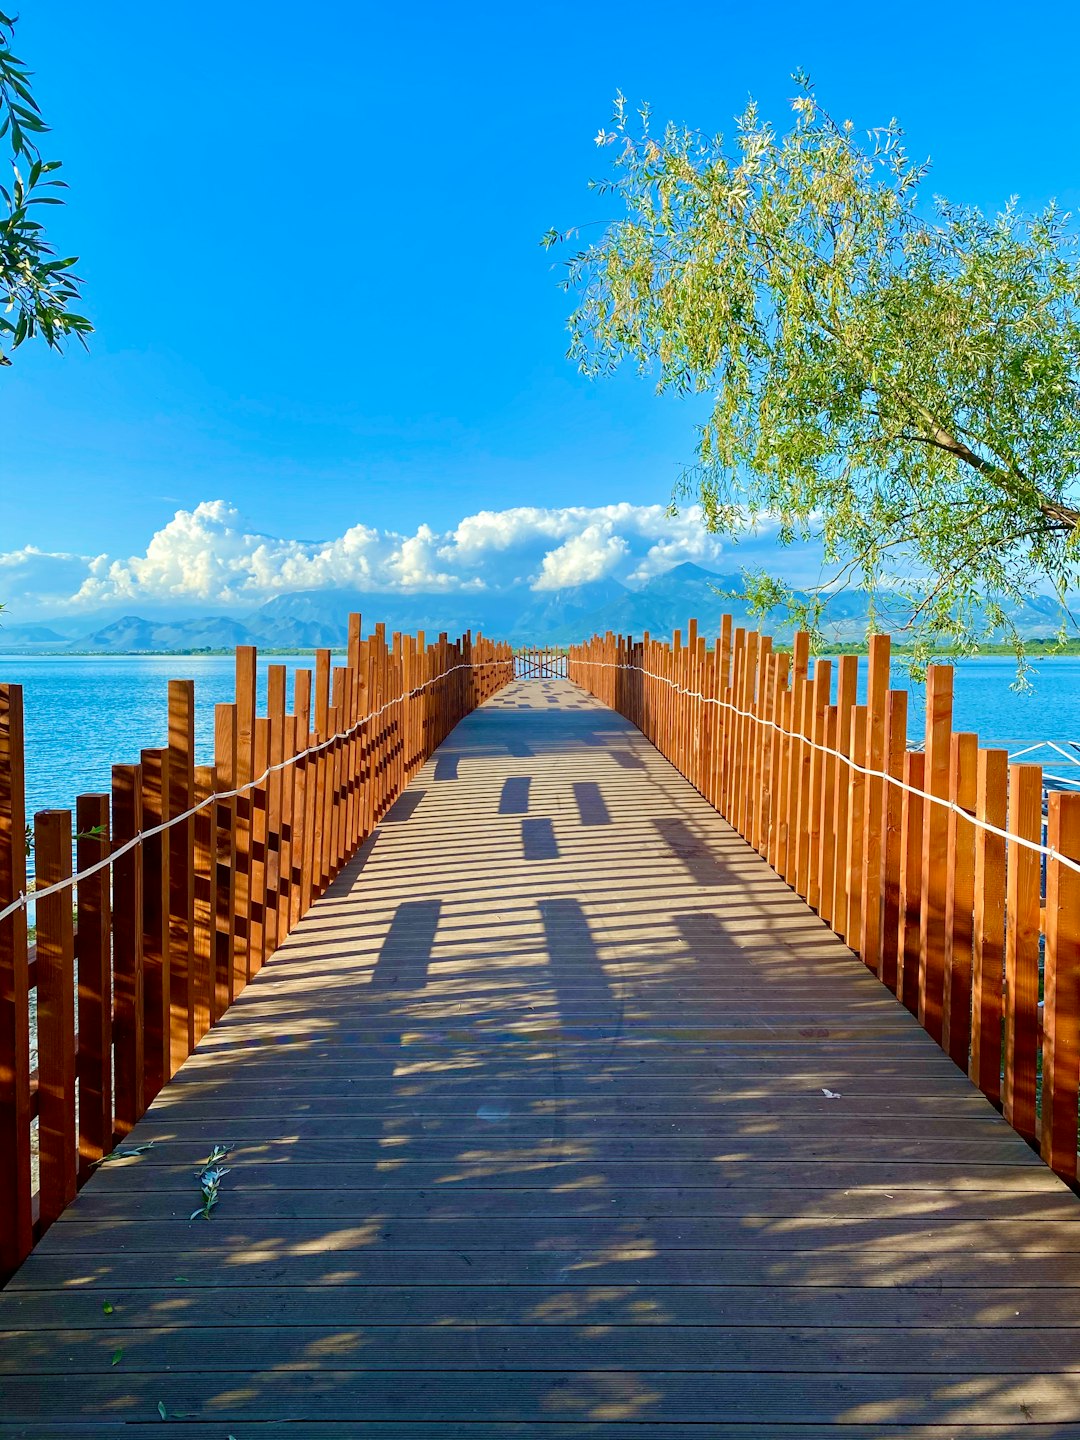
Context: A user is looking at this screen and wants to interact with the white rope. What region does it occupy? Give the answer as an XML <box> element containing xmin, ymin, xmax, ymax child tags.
<box><xmin>572</xmin><ymin>656</ymin><xmax>1080</xmax><ymax>879</ymax></box>
<box><xmin>1</xmin><ymin>658</ymin><xmax>512</xmax><ymax>927</ymax></box>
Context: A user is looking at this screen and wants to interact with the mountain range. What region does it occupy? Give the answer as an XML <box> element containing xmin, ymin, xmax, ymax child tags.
<box><xmin>0</xmin><ymin>563</ymin><xmax>1072</xmax><ymax>652</ymax></box>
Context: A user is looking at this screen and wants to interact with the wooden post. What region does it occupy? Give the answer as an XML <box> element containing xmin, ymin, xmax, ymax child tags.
<box><xmin>140</xmin><ymin>748</ymin><xmax>170</xmax><ymax>1103</ymax></box>
<box><xmin>213</xmin><ymin>703</ymin><xmax>238</xmax><ymax>1013</ymax></box>
<box><xmin>1003</xmin><ymin>762</ymin><xmax>1042</xmax><ymax>1146</ymax></box>
<box><xmin>879</xmin><ymin>691</ymin><xmax>908</xmax><ymax>993</ymax></box>
<box><xmin>0</xmin><ymin>683</ymin><xmax>32</xmax><ymax>1275</ymax></box>
<box><xmin>970</xmin><ymin>748</ymin><xmax>1008</xmax><ymax>1104</ymax></box>
<box><xmin>1041</xmin><ymin>792</ymin><xmax>1080</xmax><ymax>1180</ymax></box>
<box><xmin>75</xmin><ymin>794</ymin><xmax>111</xmax><ymax>1177</ymax></box>
<box><xmin>234</xmin><ymin>646</ymin><xmax>257</xmax><ymax>983</ymax></box>
<box><xmin>897</xmin><ymin>751</ymin><xmax>925</xmax><ymax>1015</ymax></box>
<box><xmin>35</xmin><ymin>809</ymin><xmax>76</xmax><ymax>1231</ymax></box>
<box><xmin>111</xmin><ymin>764</ymin><xmax>144</xmax><ymax>1139</ymax></box>
<box><xmin>192</xmin><ymin>765</ymin><xmax>215</xmax><ymax>1044</ymax></box>
<box><xmin>845</xmin><ymin>706</ymin><xmax>868</xmax><ymax>951</ymax></box>
<box><xmin>942</xmin><ymin>732</ymin><xmax>978</xmax><ymax>1069</ymax></box>
<box><xmin>918</xmin><ymin>665</ymin><xmax>954</xmax><ymax>1044</ymax></box>
<box><xmin>167</xmin><ymin>679</ymin><xmax>195</xmax><ymax>1071</ymax></box>
<box><xmin>860</xmin><ymin>634</ymin><xmax>891</xmax><ymax>969</ymax></box>
<box><xmin>831</xmin><ymin>656</ymin><xmax>859</xmax><ymax>940</ymax></box>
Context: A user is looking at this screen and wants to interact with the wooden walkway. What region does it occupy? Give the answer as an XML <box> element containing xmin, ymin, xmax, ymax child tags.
<box><xmin>3</xmin><ymin>678</ymin><xmax>1080</xmax><ymax>1436</ymax></box>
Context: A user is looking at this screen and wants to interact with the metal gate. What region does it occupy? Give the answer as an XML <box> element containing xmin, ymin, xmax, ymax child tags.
<box><xmin>514</xmin><ymin>648</ymin><xmax>568</xmax><ymax>679</ymax></box>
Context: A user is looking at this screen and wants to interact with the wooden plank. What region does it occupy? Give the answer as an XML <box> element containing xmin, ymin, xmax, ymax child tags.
<box><xmin>74</xmin><ymin>794</ymin><xmax>111</xmax><ymax>1177</ymax></box>
<box><xmin>167</xmin><ymin>680</ymin><xmax>195</xmax><ymax>1073</ymax></box>
<box><xmin>1003</xmin><ymin>762</ymin><xmax>1043</xmax><ymax>1146</ymax></box>
<box><xmin>918</xmin><ymin>664</ymin><xmax>954</xmax><ymax>1044</ymax></box>
<box><xmin>860</xmin><ymin>633</ymin><xmax>890</xmax><ymax>969</ymax></box>
<box><xmin>879</xmin><ymin>690</ymin><xmax>907</xmax><ymax>993</ymax></box>
<box><xmin>844</xmin><ymin>705</ymin><xmax>867</xmax><ymax>952</ymax></box>
<box><xmin>139</xmin><ymin>748</ymin><xmax>170</xmax><ymax>1102</ymax></box>
<box><xmin>970</xmin><ymin>748</ymin><xmax>1008</xmax><ymax>1104</ymax></box>
<box><xmin>212</xmin><ymin>704</ymin><xmax>237</xmax><ymax>1016</ymax></box>
<box><xmin>34</xmin><ymin>809</ymin><xmax>76</xmax><ymax>1232</ymax></box>
<box><xmin>233</xmin><ymin>646</ymin><xmax>257</xmax><ymax>984</ymax></box>
<box><xmin>1041</xmin><ymin>791</ymin><xmax>1080</xmax><ymax>1180</ymax></box>
<box><xmin>942</xmin><ymin>732</ymin><xmax>977</xmax><ymax>1070</ymax></box>
<box><xmin>191</xmin><ymin>766</ymin><xmax>214</xmax><ymax>1045</ymax></box>
<box><xmin>110</xmin><ymin>764</ymin><xmax>144</xmax><ymax>1140</ymax></box>
<box><xmin>831</xmin><ymin>655</ymin><xmax>858</xmax><ymax>940</ymax></box>
<box><xmin>0</xmin><ymin>682</ymin><xmax>33</xmax><ymax>1275</ymax></box>
<box><xmin>896</xmin><ymin>751</ymin><xmax>925</xmax><ymax>1016</ymax></box>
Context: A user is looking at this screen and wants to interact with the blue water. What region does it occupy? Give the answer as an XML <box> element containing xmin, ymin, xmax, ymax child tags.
<box><xmin>1</xmin><ymin>651</ymin><xmax>1079</xmax><ymax>824</ymax></box>
<box><xmin>1</xmin><ymin>654</ymin><xmax>320</xmax><ymax>823</ymax></box>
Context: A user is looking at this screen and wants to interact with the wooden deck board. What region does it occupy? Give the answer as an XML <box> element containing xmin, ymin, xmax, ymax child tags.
<box><xmin>2</xmin><ymin>677</ymin><xmax>1080</xmax><ymax>1433</ymax></box>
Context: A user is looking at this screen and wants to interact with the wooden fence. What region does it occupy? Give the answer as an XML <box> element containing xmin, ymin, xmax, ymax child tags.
<box><xmin>514</xmin><ymin>649</ymin><xmax>568</xmax><ymax>680</ymax></box>
<box><xmin>570</xmin><ymin>621</ymin><xmax>1080</xmax><ymax>1187</ymax></box>
<box><xmin>0</xmin><ymin>621</ymin><xmax>513</xmax><ymax>1278</ymax></box>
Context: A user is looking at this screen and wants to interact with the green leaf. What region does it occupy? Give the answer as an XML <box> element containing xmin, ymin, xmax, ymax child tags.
<box><xmin>102</xmin><ymin>1301</ymin><xmax>114</xmax><ymax>1315</ymax></box>
<box><xmin>157</xmin><ymin>1401</ymin><xmax>167</xmax><ymax>1420</ymax></box>
<box><xmin>110</xmin><ymin>1348</ymin><xmax>123</xmax><ymax>1366</ymax></box>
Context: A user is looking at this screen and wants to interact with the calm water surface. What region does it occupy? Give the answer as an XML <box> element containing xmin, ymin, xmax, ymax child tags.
<box><xmin>2</xmin><ymin>652</ymin><xmax>1080</xmax><ymax>823</ymax></box>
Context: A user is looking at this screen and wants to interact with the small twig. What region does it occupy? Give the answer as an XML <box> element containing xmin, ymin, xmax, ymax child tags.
<box><xmin>190</xmin><ymin>1143</ymin><xmax>233</xmax><ymax>1220</ymax></box>
<box><xmin>92</xmin><ymin>1141</ymin><xmax>155</xmax><ymax>1166</ymax></box>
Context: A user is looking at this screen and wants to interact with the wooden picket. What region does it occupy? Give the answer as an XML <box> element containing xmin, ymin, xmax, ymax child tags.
<box><xmin>569</xmin><ymin>620</ymin><xmax>1080</xmax><ymax>1191</ymax></box>
<box><xmin>0</xmin><ymin>621</ymin><xmax>512</xmax><ymax>1278</ymax></box>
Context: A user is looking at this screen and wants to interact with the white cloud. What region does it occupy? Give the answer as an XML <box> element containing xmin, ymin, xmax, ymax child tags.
<box><xmin>0</xmin><ymin>498</ymin><xmax>820</xmax><ymax>617</ymax></box>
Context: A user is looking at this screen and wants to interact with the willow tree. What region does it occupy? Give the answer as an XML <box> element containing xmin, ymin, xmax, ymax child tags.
<box><xmin>0</xmin><ymin>10</ymin><xmax>89</xmax><ymax>367</ymax></box>
<box><xmin>546</xmin><ymin>78</ymin><xmax>1080</xmax><ymax>658</ymax></box>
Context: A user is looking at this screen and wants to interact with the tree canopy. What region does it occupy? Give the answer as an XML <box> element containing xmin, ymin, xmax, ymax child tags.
<box><xmin>0</xmin><ymin>9</ymin><xmax>89</xmax><ymax>367</ymax></box>
<box><xmin>546</xmin><ymin>78</ymin><xmax>1080</xmax><ymax>661</ymax></box>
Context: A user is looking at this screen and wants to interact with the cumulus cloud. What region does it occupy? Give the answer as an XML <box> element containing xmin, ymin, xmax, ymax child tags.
<box><xmin>0</xmin><ymin>498</ymin><xmax>818</xmax><ymax>616</ymax></box>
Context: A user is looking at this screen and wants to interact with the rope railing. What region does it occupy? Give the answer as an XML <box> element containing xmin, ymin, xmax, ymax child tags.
<box><xmin>572</xmin><ymin>655</ymin><xmax>1080</xmax><ymax>878</ymax></box>
<box><xmin>0</xmin><ymin>619</ymin><xmax>515</xmax><ymax>1278</ymax></box>
<box><xmin>0</xmin><ymin>659</ymin><xmax>506</xmax><ymax>928</ymax></box>
<box><xmin>569</xmin><ymin>621</ymin><xmax>1080</xmax><ymax>1192</ymax></box>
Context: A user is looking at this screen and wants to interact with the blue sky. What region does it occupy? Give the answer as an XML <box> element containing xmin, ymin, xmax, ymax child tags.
<box><xmin>2</xmin><ymin>0</ymin><xmax>1077</xmax><ymax>614</ymax></box>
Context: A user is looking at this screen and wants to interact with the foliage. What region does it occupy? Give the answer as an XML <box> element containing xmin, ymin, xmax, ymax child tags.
<box><xmin>546</xmin><ymin>78</ymin><xmax>1080</xmax><ymax>662</ymax></box>
<box><xmin>0</xmin><ymin>10</ymin><xmax>90</xmax><ymax>366</ymax></box>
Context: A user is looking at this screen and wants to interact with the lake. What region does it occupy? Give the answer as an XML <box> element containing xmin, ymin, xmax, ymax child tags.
<box><xmin>2</xmin><ymin>651</ymin><xmax>1079</xmax><ymax>825</ymax></box>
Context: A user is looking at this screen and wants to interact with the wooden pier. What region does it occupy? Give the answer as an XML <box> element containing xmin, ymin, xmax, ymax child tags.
<box><xmin>3</xmin><ymin>674</ymin><xmax>1080</xmax><ymax>1434</ymax></box>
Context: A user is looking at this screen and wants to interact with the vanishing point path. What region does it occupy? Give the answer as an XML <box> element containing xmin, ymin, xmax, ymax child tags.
<box><xmin>3</xmin><ymin>678</ymin><xmax>1080</xmax><ymax>1436</ymax></box>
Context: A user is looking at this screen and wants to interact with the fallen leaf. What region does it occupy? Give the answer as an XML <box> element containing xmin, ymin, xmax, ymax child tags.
<box><xmin>822</xmin><ymin>1088</ymin><xmax>842</xmax><ymax>1099</ymax></box>
<box><xmin>110</xmin><ymin>1349</ymin><xmax>123</xmax><ymax>1367</ymax></box>
<box><xmin>157</xmin><ymin>1400</ymin><xmax>168</xmax><ymax>1420</ymax></box>
<box><xmin>102</xmin><ymin>1301</ymin><xmax>114</xmax><ymax>1315</ymax></box>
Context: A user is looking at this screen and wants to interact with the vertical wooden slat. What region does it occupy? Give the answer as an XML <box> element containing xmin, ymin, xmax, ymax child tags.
<box><xmin>844</xmin><ymin>706</ymin><xmax>868</xmax><ymax>950</ymax></box>
<box><xmin>805</xmin><ymin>659</ymin><xmax>830</xmax><ymax>912</ymax></box>
<box><xmin>1041</xmin><ymin>791</ymin><xmax>1080</xmax><ymax>1180</ymax></box>
<box><xmin>234</xmin><ymin>646</ymin><xmax>257</xmax><ymax>984</ymax></box>
<box><xmin>265</xmin><ymin>668</ymin><xmax>287</xmax><ymax>956</ymax></box>
<box><xmin>818</xmin><ymin>703</ymin><xmax>839</xmax><ymax>925</ymax></box>
<box><xmin>213</xmin><ymin>703</ymin><xmax>238</xmax><ymax>1014</ymax></box>
<box><xmin>860</xmin><ymin>634</ymin><xmax>891</xmax><ymax>969</ymax></box>
<box><xmin>75</xmin><ymin>793</ymin><xmax>111</xmax><ymax>1177</ymax></box>
<box><xmin>942</xmin><ymin>732</ymin><xmax>978</xmax><ymax>1070</ymax></box>
<box><xmin>970</xmin><ymin>748</ymin><xmax>1008</xmax><ymax>1104</ymax></box>
<box><xmin>918</xmin><ymin>665</ymin><xmax>954</xmax><ymax>1045</ymax></box>
<box><xmin>139</xmin><ymin>748</ymin><xmax>170</xmax><ymax>1104</ymax></box>
<box><xmin>111</xmin><ymin>764</ymin><xmax>144</xmax><ymax>1140</ymax></box>
<box><xmin>879</xmin><ymin>691</ymin><xmax>908</xmax><ymax>993</ymax></box>
<box><xmin>251</xmin><ymin>716</ymin><xmax>271</xmax><ymax>966</ymax></box>
<box><xmin>0</xmin><ymin>683</ymin><xmax>33</xmax><ymax>1273</ymax></box>
<box><xmin>167</xmin><ymin>679</ymin><xmax>195</xmax><ymax>1073</ymax></box>
<box><xmin>293</xmin><ymin>671</ymin><xmax>314</xmax><ymax>923</ymax></box>
<box><xmin>831</xmin><ymin>656</ymin><xmax>859</xmax><ymax>939</ymax></box>
<box><xmin>1003</xmin><ymin>762</ymin><xmax>1042</xmax><ymax>1146</ymax></box>
<box><xmin>897</xmin><ymin>751</ymin><xmax>925</xmax><ymax>1016</ymax></box>
<box><xmin>192</xmin><ymin>766</ymin><xmax>215</xmax><ymax>1044</ymax></box>
<box><xmin>35</xmin><ymin>809</ymin><xmax>76</xmax><ymax>1231</ymax></box>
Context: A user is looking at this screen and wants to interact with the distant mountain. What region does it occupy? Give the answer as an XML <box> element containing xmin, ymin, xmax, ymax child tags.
<box><xmin>78</xmin><ymin>615</ymin><xmax>259</xmax><ymax>652</ymax></box>
<box><xmin>1</xmin><ymin>565</ymin><xmax>1075</xmax><ymax>654</ymax></box>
